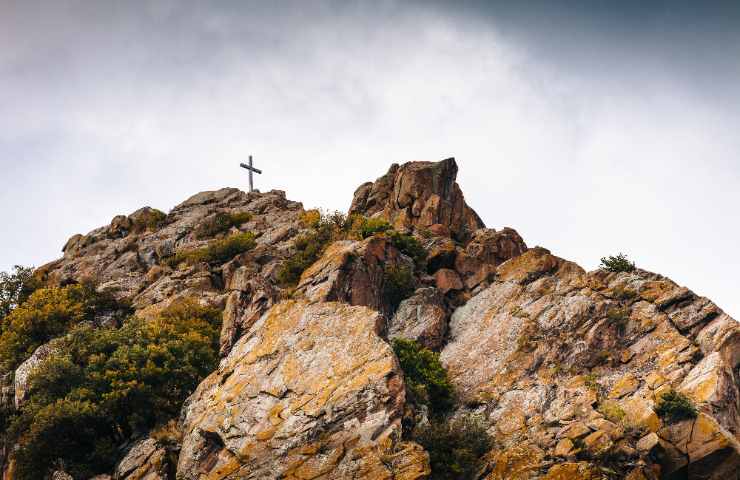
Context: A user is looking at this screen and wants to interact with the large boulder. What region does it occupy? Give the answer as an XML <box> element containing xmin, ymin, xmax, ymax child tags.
<box><xmin>349</xmin><ymin>158</ymin><xmax>484</xmax><ymax>242</ymax></box>
<box><xmin>388</xmin><ymin>287</ymin><xmax>449</xmax><ymax>350</ymax></box>
<box><xmin>14</xmin><ymin>337</ymin><xmax>64</xmax><ymax>408</ymax></box>
<box><xmin>177</xmin><ymin>300</ymin><xmax>429</xmax><ymax>480</ymax></box>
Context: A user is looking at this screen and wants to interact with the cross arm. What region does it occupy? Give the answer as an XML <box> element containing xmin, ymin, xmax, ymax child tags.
<box><xmin>239</xmin><ymin>163</ymin><xmax>263</xmax><ymax>174</ymax></box>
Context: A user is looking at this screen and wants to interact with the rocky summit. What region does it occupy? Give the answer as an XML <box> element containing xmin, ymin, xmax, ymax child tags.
<box><xmin>0</xmin><ymin>158</ymin><xmax>738</xmax><ymax>480</ymax></box>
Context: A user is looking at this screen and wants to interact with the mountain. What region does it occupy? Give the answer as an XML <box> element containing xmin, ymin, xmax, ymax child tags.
<box><xmin>0</xmin><ymin>158</ymin><xmax>738</xmax><ymax>480</ymax></box>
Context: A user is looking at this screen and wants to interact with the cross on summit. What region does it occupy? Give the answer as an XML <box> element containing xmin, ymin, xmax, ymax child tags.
<box><xmin>239</xmin><ymin>155</ymin><xmax>262</xmax><ymax>193</ymax></box>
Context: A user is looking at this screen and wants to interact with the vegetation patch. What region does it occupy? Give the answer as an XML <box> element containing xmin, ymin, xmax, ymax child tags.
<box><xmin>131</xmin><ymin>208</ymin><xmax>167</xmax><ymax>233</ymax></box>
<box><xmin>0</xmin><ymin>284</ymin><xmax>129</xmax><ymax>373</ymax></box>
<box><xmin>277</xmin><ymin>210</ymin><xmax>356</xmax><ymax>287</ymax></box>
<box><xmin>606</xmin><ymin>307</ymin><xmax>629</xmax><ymax>334</ymax></box>
<box><xmin>388</xmin><ymin>231</ymin><xmax>427</xmax><ymax>267</ymax></box>
<box><xmin>383</xmin><ymin>264</ymin><xmax>416</xmax><ymax>313</ymax></box>
<box><xmin>358</xmin><ymin>217</ymin><xmax>392</xmax><ymax>239</ymax></box>
<box><xmin>413</xmin><ymin>414</ymin><xmax>491</xmax><ymax>480</ymax></box>
<box><xmin>195</xmin><ymin>211</ymin><xmax>252</xmax><ymax>239</ymax></box>
<box><xmin>166</xmin><ymin>232</ymin><xmax>256</xmax><ymax>267</ymax></box>
<box><xmin>597</xmin><ymin>400</ymin><xmax>626</xmax><ymax>424</ymax></box>
<box><xmin>654</xmin><ymin>389</ymin><xmax>697</xmax><ymax>424</ymax></box>
<box><xmin>600</xmin><ymin>253</ymin><xmax>635</xmax><ymax>273</ymax></box>
<box><xmin>0</xmin><ymin>265</ymin><xmax>39</xmax><ymax>319</ymax></box>
<box><xmin>392</xmin><ymin>339</ymin><xmax>454</xmax><ymax>415</ymax></box>
<box><xmin>7</xmin><ymin>299</ymin><xmax>221</xmax><ymax>480</ymax></box>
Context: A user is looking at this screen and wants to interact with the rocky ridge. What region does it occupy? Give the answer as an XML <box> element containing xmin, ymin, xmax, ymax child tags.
<box><xmin>1</xmin><ymin>158</ymin><xmax>738</xmax><ymax>479</ymax></box>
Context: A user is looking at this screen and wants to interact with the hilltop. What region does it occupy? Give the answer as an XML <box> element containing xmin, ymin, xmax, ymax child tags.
<box><xmin>0</xmin><ymin>158</ymin><xmax>738</xmax><ymax>480</ymax></box>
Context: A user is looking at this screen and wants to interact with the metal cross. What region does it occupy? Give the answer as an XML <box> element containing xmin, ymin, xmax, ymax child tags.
<box><xmin>239</xmin><ymin>155</ymin><xmax>262</xmax><ymax>193</ymax></box>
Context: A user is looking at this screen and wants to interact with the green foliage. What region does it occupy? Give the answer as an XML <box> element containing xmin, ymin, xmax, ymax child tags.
<box><xmin>167</xmin><ymin>232</ymin><xmax>256</xmax><ymax>267</ymax></box>
<box><xmin>392</xmin><ymin>339</ymin><xmax>454</xmax><ymax>415</ymax></box>
<box><xmin>388</xmin><ymin>231</ymin><xmax>427</xmax><ymax>267</ymax></box>
<box><xmin>412</xmin><ymin>414</ymin><xmax>491</xmax><ymax>480</ymax></box>
<box><xmin>383</xmin><ymin>265</ymin><xmax>416</xmax><ymax>312</ymax></box>
<box><xmin>654</xmin><ymin>389</ymin><xmax>697</xmax><ymax>424</ymax></box>
<box><xmin>131</xmin><ymin>208</ymin><xmax>167</xmax><ymax>232</ymax></box>
<box><xmin>195</xmin><ymin>211</ymin><xmax>252</xmax><ymax>239</ymax></box>
<box><xmin>599</xmin><ymin>253</ymin><xmax>635</xmax><ymax>273</ymax></box>
<box><xmin>597</xmin><ymin>400</ymin><xmax>626</xmax><ymax>424</ymax></box>
<box><xmin>276</xmin><ymin>210</ymin><xmax>352</xmax><ymax>287</ymax></box>
<box><xmin>0</xmin><ymin>265</ymin><xmax>39</xmax><ymax>319</ymax></box>
<box><xmin>358</xmin><ymin>217</ymin><xmax>392</xmax><ymax>239</ymax></box>
<box><xmin>0</xmin><ymin>284</ymin><xmax>91</xmax><ymax>373</ymax></box>
<box><xmin>10</xmin><ymin>299</ymin><xmax>221</xmax><ymax>479</ymax></box>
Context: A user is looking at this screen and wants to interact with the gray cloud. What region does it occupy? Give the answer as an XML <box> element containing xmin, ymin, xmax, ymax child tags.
<box><xmin>1</xmin><ymin>0</ymin><xmax>738</xmax><ymax>317</ymax></box>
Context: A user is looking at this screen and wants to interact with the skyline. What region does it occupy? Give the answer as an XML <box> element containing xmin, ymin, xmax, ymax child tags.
<box><xmin>1</xmin><ymin>0</ymin><xmax>739</xmax><ymax>317</ymax></box>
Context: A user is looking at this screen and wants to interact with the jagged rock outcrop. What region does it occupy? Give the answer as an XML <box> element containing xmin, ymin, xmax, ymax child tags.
<box><xmin>440</xmin><ymin>247</ymin><xmax>740</xmax><ymax>478</ymax></box>
<box><xmin>177</xmin><ymin>300</ymin><xmax>429</xmax><ymax>480</ymax></box>
<box><xmin>349</xmin><ymin>158</ymin><xmax>484</xmax><ymax>242</ymax></box>
<box><xmin>296</xmin><ymin>236</ymin><xmax>415</xmax><ymax>318</ymax></box>
<box><xmin>4</xmin><ymin>159</ymin><xmax>738</xmax><ymax>480</ymax></box>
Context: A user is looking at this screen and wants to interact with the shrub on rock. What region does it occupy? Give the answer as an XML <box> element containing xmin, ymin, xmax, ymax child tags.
<box><xmin>392</xmin><ymin>338</ymin><xmax>454</xmax><ymax>415</ymax></box>
<box><xmin>654</xmin><ymin>389</ymin><xmax>698</xmax><ymax>424</ymax></box>
<box><xmin>599</xmin><ymin>253</ymin><xmax>635</xmax><ymax>273</ymax></box>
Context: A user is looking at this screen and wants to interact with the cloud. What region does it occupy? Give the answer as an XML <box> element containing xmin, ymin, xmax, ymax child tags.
<box><xmin>1</xmin><ymin>1</ymin><xmax>738</xmax><ymax>317</ymax></box>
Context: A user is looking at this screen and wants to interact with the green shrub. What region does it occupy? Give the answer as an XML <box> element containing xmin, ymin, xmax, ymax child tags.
<box><xmin>412</xmin><ymin>414</ymin><xmax>491</xmax><ymax>480</ymax></box>
<box><xmin>600</xmin><ymin>253</ymin><xmax>635</xmax><ymax>273</ymax></box>
<box><xmin>597</xmin><ymin>400</ymin><xmax>626</xmax><ymax>423</ymax></box>
<box><xmin>392</xmin><ymin>339</ymin><xmax>454</xmax><ymax>415</ymax></box>
<box><xmin>9</xmin><ymin>299</ymin><xmax>221</xmax><ymax>479</ymax></box>
<box><xmin>131</xmin><ymin>208</ymin><xmax>167</xmax><ymax>233</ymax></box>
<box><xmin>388</xmin><ymin>231</ymin><xmax>427</xmax><ymax>267</ymax></box>
<box><xmin>195</xmin><ymin>211</ymin><xmax>252</xmax><ymax>239</ymax></box>
<box><xmin>0</xmin><ymin>284</ymin><xmax>92</xmax><ymax>372</ymax></box>
<box><xmin>276</xmin><ymin>211</ymin><xmax>352</xmax><ymax>287</ymax></box>
<box><xmin>383</xmin><ymin>265</ymin><xmax>416</xmax><ymax>313</ymax></box>
<box><xmin>654</xmin><ymin>389</ymin><xmax>697</xmax><ymax>424</ymax></box>
<box><xmin>0</xmin><ymin>265</ymin><xmax>39</xmax><ymax>319</ymax></box>
<box><xmin>167</xmin><ymin>232</ymin><xmax>256</xmax><ymax>267</ymax></box>
<box><xmin>359</xmin><ymin>217</ymin><xmax>392</xmax><ymax>239</ymax></box>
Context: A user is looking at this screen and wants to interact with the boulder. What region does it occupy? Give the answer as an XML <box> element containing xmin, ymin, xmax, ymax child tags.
<box><xmin>14</xmin><ymin>337</ymin><xmax>64</xmax><ymax>408</ymax></box>
<box><xmin>454</xmin><ymin>227</ymin><xmax>527</xmax><ymax>290</ymax></box>
<box><xmin>348</xmin><ymin>158</ymin><xmax>484</xmax><ymax>242</ymax></box>
<box><xmin>177</xmin><ymin>301</ymin><xmax>428</xmax><ymax>480</ymax></box>
<box><xmin>388</xmin><ymin>287</ymin><xmax>449</xmax><ymax>350</ymax></box>
<box><xmin>114</xmin><ymin>438</ymin><xmax>170</xmax><ymax>480</ymax></box>
<box><xmin>296</xmin><ymin>236</ymin><xmax>413</xmax><ymax>317</ymax></box>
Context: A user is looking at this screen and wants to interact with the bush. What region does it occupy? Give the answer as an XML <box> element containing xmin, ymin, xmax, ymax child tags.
<box><xmin>413</xmin><ymin>414</ymin><xmax>491</xmax><ymax>480</ymax></box>
<box><xmin>359</xmin><ymin>217</ymin><xmax>392</xmax><ymax>239</ymax></box>
<box><xmin>654</xmin><ymin>389</ymin><xmax>697</xmax><ymax>424</ymax></box>
<box><xmin>388</xmin><ymin>231</ymin><xmax>427</xmax><ymax>267</ymax></box>
<box><xmin>167</xmin><ymin>232</ymin><xmax>256</xmax><ymax>267</ymax></box>
<box><xmin>131</xmin><ymin>208</ymin><xmax>167</xmax><ymax>233</ymax></box>
<box><xmin>0</xmin><ymin>284</ymin><xmax>91</xmax><ymax>372</ymax></box>
<box><xmin>277</xmin><ymin>211</ymin><xmax>351</xmax><ymax>287</ymax></box>
<box><xmin>392</xmin><ymin>339</ymin><xmax>454</xmax><ymax>415</ymax></box>
<box><xmin>0</xmin><ymin>265</ymin><xmax>39</xmax><ymax>319</ymax></box>
<box><xmin>600</xmin><ymin>253</ymin><xmax>635</xmax><ymax>273</ymax></box>
<box><xmin>597</xmin><ymin>400</ymin><xmax>626</xmax><ymax>424</ymax></box>
<box><xmin>384</xmin><ymin>265</ymin><xmax>416</xmax><ymax>313</ymax></box>
<box><xmin>9</xmin><ymin>299</ymin><xmax>221</xmax><ymax>479</ymax></box>
<box><xmin>195</xmin><ymin>211</ymin><xmax>252</xmax><ymax>239</ymax></box>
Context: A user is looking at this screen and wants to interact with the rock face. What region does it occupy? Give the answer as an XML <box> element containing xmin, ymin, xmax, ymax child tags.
<box><xmin>440</xmin><ymin>247</ymin><xmax>740</xmax><ymax>478</ymax></box>
<box><xmin>177</xmin><ymin>300</ymin><xmax>429</xmax><ymax>480</ymax></box>
<box><xmin>5</xmin><ymin>159</ymin><xmax>739</xmax><ymax>480</ymax></box>
<box><xmin>388</xmin><ymin>287</ymin><xmax>449</xmax><ymax>350</ymax></box>
<box><xmin>14</xmin><ymin>337</ymin><xmax>63</xmax><ymax>408</ymax></box>
<box><xmin>349</xmin><ymin>158</ymin><xmax>484</xmax><ymax>242</ymax></box>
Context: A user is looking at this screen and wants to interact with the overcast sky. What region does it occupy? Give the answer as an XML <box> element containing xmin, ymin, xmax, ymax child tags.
<box><xmin>1</xmin><ymin>0</ymin><xmax>739</xmax><ymax>318</ymax></box>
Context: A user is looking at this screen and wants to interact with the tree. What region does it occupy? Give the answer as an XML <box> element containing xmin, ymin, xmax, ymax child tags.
<box><xmin>0</xmin><ymin>266</ymin><xmax>39</xmax><ymax>319</ymax></box>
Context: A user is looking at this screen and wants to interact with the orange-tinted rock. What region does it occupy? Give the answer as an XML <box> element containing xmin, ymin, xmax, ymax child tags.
<box><xmin>434</xmin><ymin>268</ymin><xmax>463</xmax><ymax>294</ymax></box>
<box><xmin>349</xmin><ymin>158</ymin><xmax>484</xmax><ymax>242</ymax></box>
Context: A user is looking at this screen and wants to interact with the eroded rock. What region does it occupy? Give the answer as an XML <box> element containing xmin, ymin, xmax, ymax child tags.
<box><xmin>177</xmin><ymin>300</ymin><xmax>428</xmax><ymax>480</ymax></box>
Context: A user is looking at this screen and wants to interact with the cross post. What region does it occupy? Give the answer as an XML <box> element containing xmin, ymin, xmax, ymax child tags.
<box><xmin>239</xmin><ymin>155</ymin><xmax>263</xmax><ymax>193</ymax></box>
